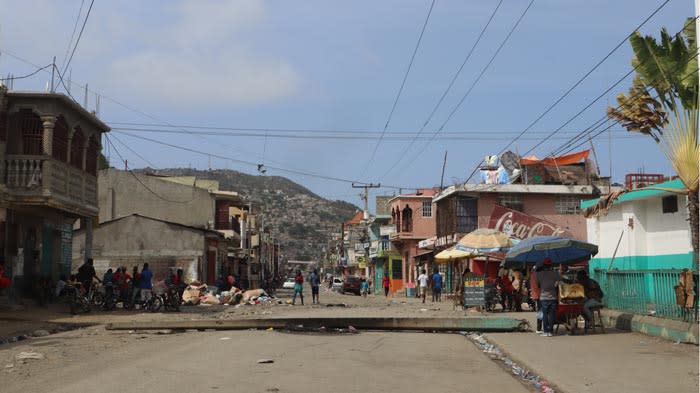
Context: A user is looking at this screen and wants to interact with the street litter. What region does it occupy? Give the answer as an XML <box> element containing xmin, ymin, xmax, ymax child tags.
<box><xmin>257</xmin><ymin>359</ymin><xmax>274</xmax><ymax>364</ymax></box>
<box><xmin>16</xmin><ymin>352</ymin><xmax>44</xmax><ymax>360</ymax></box>
<box><xmin>220</xmin><ymin>337</ymin><xmax>231</xmax><ymax>340</ymax></box>
<box><xmin>465</xmin><ymin>333</ymin><xmax>556</xmax><ymax>393</ymax></box>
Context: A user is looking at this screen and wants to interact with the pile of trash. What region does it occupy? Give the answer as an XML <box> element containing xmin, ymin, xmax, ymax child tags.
<box><xmin>464</xmin><ymin>333</ymin><xmax>555</xmax><ymax>393</ymax></box>
<box><xmin>182</xmin><ymin>283</ymin><xmax>275</xmax><ymax>306</ymax></box>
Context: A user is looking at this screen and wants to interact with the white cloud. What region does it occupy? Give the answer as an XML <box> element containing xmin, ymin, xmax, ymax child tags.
<box><xmin>0</xmin><ymin>0</ymin><xmax>300</xmax><ymax>109</ymax></box>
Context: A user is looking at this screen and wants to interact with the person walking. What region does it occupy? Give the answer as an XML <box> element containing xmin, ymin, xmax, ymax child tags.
<box><xmin>530</xmin><ymin>266</ymin><xmax>542</xmax><ymax>333</ymax></box>
<box><xmin>417</xmin><ymin>269</ymin><xmax>429</xmax><ymax>303</ymax></box>
<box><xmin>309</xmin><ymin>269</ymin><xmax>321</xmax><ymax>304</ymax></box>
<box><xmin>360</xmin><ymin>277</ymin><xmax>369</xmax><ymax>298</ymax></box>
<box><xmin>431</xmin><ymin>268</ymin><xmax>443</xmax><ymax>302</ymax></box>
<box><xmin>382</xmin><ymin>274</ymin><xmax>390</xmax><ymax>297</ymax></box>
<box><xmin>292</xmin><ymin>270</ymin><xmax>304</xmax><ymax>305</ymax></box>
<box><xmin>536</xmin><ymin>258</ymin><xmax>561</xmax><ymax>337</ymax></box>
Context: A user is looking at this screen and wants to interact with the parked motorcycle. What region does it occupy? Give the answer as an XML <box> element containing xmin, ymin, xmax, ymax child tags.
<box><xmin>63</xmin><ymin>284</ymin><xmax>91</xmax><ymax>315</ymax></box>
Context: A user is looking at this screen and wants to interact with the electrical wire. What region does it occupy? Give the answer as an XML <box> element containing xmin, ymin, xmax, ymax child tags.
<box><xmin>379</xmin><ymin>0</ymin><xmax>504</xmax><ymax>180</ymax></box>
<box><xmin>104</xmin><ymin>134</ymin><xmax>197</xmax><ymax>204</ymax></box>
<box><xmin>459</xmin><ymin>0</ymin><xmax>676</xmax><ymax>183</ymax></box>
<box><xmin>363</xmin><ymin>0</ymin><xmax>437</xmax><ymax>171</ymax></box>
<box><xmin>62</xmin><ymin>0</ymin><xmax>95</xmax><ymax>77</ymax></box>
<box><xmin>61</xmin><ymin>0</ymin><xmax>86</xmax><ymax>71</ymax></box>
<box><xmin>0</xmin><ymin>64</ymin><xmax>53</xmax><ymax>82</ymax></box>
<box><xmin>392</xmin><ymin>0</ymin><xmax>536</xmax><ymax>178</ymax></box>
<box><xmin>109</xmin><ymin>132</ymin><xmax>157</xmax><ymax>168</ymax></box>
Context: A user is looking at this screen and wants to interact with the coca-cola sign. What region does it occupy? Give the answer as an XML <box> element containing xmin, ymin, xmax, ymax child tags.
<box><xmin>488</xmin><ymin>205</ymin><xmax>569</xmax><ymax>240</ymax></box>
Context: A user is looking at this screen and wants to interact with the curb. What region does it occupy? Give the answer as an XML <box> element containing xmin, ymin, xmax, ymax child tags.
<box><xmin>601</xmin><ymin>309</ymin><xmax>699</xmax><ymax>344</ymax></box>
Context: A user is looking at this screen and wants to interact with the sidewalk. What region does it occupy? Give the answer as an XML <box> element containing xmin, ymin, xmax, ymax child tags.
<box><xmin>487</xmin><ymin>312</ymin><xmax>699</xmax><ymax>393</ymax></box>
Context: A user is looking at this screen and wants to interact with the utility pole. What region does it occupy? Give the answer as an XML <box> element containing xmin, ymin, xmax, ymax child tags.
<box><xmin>439</xmin><ymin>150</ymin><xmax>448</xmax><ymax>190</ymax></box>
<box><xmin>352</xmin><ymin>183</ymin><xmax>380</xmax><ymax>220</ymax></box>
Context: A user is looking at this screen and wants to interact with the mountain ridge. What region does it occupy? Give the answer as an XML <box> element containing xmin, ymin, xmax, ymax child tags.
<box><xmin>147</xmin><ymin>168</ymin><xmax>359</xmax><ymax>260</ymax></box>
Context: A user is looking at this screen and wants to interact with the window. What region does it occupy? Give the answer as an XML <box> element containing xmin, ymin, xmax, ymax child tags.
<box><xmin>499</xmin><ymin>193</ymin><xmax>523</xmax><ymax>212</ymax></box>
<box><xmin>662</xmin><ymin>195</ymin><xmax>678</xmax><ymax>214</ymax></box>
<box><xmin>401</xmin><ymin>205</ymin><xmax>413</xmax><ymax>232</ymax></box>
<box><xmin>70</xmin><ymin>128</ymin><xmax>85</xmax><ymax>169</ymax></box>
<box><xmin>555</xmin><ymin>195</ymin><xmax>581</xmax><ymax>215</ymax></box>
<box><xmin>85</xmin><ymin>135</ymin><xmax>99</xmax><ymax>176</ymax></box>
<box><xmin>422</xmin><ymin>201</ymin><xmax>432</xmax><ymax>217</ymax></box>
<box><xmin>456</xmin><ymin>197</ymin><xmax>477</xmax><ymax>233</ymax></box>
<box><xmin>52</xmin><ymin>116</ymin><xmax>69</xmax><ymax>162</ymax></box>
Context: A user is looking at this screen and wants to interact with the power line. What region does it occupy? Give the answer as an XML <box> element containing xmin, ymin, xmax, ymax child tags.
<box><xmin>393</xmin><ymin>0</ymin><xmax>536</xmax><ymax>178</ymax></box>
<box><xmin>110</xmin><ymin>126</ymin><xmax>634</xmax><ymax>141</ymax></box>
<box><xmin>523</xmin><ymin>13</ymin><xmax>700</xmax><ymax>159</ymax></box>
<box><xmin>460</xmin><ymin>0</ymin><xmax>674</xmax><ymax>183</ymax></box>
<box><xmin>104</xmin><ymin>134</ymin><xmax>197</xmax><ymax>204</ymax></box>
<box><xmin>61</xmin><ymin>0</ymin><xmax>86</xmax><ymax>71</ymax></box>
<box><xmin>109</xmin><ymin>132</ymin><xmax>157</xmax><ymax>168</ymax></box>
<box><xmin>113</xmin><ymin>130</ymin><xmax>419</xmax><ymax>190</ymax></box>
<box><xmin>62</xmin><ymin>0</ymin><xmax>95</xmax><ymax>77</ymax></box>
<box><xmin>0</xmin><ymin>64</ymin><xmax>52</xmax><ymax>82</ymax></box>
<box><xmin>379</xmin><ymin>0</ymin><xmax>504</xmax><ymax>180</ymax></box>
<box><xmin>363</xmin><ymin>0</ymin><xmax>437</xmax><ymax>171</ymax></box>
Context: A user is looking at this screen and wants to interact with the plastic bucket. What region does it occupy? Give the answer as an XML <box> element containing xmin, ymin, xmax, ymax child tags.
<box><xmin>406</xmin><ymin>288</ymin><xmax>415</xmax><ymax>297</ymax></box>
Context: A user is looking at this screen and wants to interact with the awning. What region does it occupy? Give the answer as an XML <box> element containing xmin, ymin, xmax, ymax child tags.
<box><xmin>412</xmin><ymin>250</ymin><xmax>434</xmax><ymax>259</ymax></box>
<box><xmin>520</xmin><ymin>149</ymin><xmax>590</xmax><ymax>166</ymax></box>
<box><xmin>434</xmin><ymin>247</ymin><xmax>475</xmax><ymax>263</ymax></box>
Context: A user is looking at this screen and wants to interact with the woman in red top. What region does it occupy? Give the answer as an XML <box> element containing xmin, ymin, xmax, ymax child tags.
<box><xmin>496</xmin><ymin>270</ymin><xmax>515</xmax><ymax>311</ymax></box>
<box><xmin>382</xmin><ymin>274</ymin><xmax>390</xmax><ymax>297</ymax></box>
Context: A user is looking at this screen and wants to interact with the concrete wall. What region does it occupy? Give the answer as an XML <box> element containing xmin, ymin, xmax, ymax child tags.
<box><xmin>72</xmin><ymin>215</ymin><xmax>208</xmax><ymax>283</ymax></box>
<box><xmin>587</xmin><ymin>196</ymin><xmax>693</xmax><ymax>270</ymax></box>
<box><xmin>476</xmin><ymin>193</ymin><xmax>587</xmax><ymax>240</ymax></box>
<box><xmin>98</xmin><ymin>168</ymin><xmax>215</xmax><ymax>227</ymax></box>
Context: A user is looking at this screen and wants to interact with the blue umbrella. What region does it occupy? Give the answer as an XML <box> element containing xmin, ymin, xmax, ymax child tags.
<box><xmin>501</xmin><ymin>236</ymin><xmax>598</xmax><ymax>268</ymax></box>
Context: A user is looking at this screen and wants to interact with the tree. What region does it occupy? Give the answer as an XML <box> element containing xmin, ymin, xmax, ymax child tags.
<box><xmin>607</xmin><ymin>18</ymin><xmax>699</xmax><ymax>269</ymax></box>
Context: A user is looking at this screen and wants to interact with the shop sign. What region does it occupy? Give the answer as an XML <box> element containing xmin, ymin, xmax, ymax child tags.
<box><xmin>418</xmin><ymin>236</ymin><xmax>436</xmax><ymax>249</ymax></box>
<box><xmin>435</xmin><ymin>233</ymin><xmax>458</xmax><ymax>248</ymax></box>
<box><xmin>354</xmin><ymin>243</ymin><xmax>365</xmax><ymax>252</ymax></box>
<box><xmin>369</xmin><ymin>247</ymin><xmax>378</xmax><ymax>258</ymax></box>
<box><xmin>358</xmin><ymin>262</ymin><xmax>367</xmax><ymax>269</ymax></box>
<box><xmin>356</xmin><ymin>256</ymin><xmax>366</xmax><ymax>264</ymax></box>
<box><xmin>380</xmin><ymin>225</ymin><xmax>397</xmax><ymax>236</ymax></box>
<box><xmin>488</xmin><ymin>205</ymin><xmax>570</xmax><ymax>240</ymax></box>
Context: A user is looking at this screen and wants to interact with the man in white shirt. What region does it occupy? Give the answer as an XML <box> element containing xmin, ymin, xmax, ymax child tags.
<box><xmin>417</xmin><ymin>269</ymin><xmax>429</xmax><ymax>304</ymax></box>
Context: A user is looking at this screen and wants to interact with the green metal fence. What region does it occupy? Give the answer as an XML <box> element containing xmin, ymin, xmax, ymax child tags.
<box><xmin>592</xmin><ymin>269</ymin><xmax>698</xmax><ymax>323</ymax></box>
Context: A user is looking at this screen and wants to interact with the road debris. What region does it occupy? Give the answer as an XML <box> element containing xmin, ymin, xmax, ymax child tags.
<box><xmin>257</xmin><ymin>359</ymin><xmax>274</xmax><ymax>364</ymax></box>
<box><xmin>465</xmin><ymin>333</ymin><xmax>557</xmax><ymax>393</ymax></box>
<box><xmin>16</xmin><ymin>352</ymin><xmax>44</xmax><ymax>360</ymax></box>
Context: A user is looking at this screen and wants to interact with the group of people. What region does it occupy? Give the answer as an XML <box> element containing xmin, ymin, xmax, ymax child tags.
<box><xmin>291</xmin><ymin>268</ymin><xmax>322</xmax><ymax>305</ymax></box>
<box><xmin>416</xmin><ymin>268</ymin><xmax>443</xmax><ymax>303</ymax></box>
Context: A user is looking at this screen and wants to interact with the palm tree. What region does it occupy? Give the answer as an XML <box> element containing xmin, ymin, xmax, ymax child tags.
<box><xmin>607</xmin><ymin>18</ymin><xmax>699</xmax><ymax>269</ymax></box>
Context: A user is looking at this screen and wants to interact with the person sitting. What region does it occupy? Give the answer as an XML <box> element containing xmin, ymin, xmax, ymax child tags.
<box><xmin>576</xmin><ymin>270</ymin><xmax>604</xmax><ymax>328</ymax></box>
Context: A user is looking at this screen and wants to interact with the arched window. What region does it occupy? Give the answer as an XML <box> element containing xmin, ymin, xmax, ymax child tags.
<box><xmin>85</xmin><ymin>135</ymin><xmax>99</xmax><ymax>175</ymax></box>
<box><xmin>70</xmin><ymin>127</ymin><xmax>85</xmax><ymax>169</ymax></box>
<box><xmin>11</xmin><ymin>109</ymin><xmax>43</xmax><ymax>155</ymax></box>
<box><xmin>401</xmin><ymin>204</ymin><xmax>413</xmax><ymax>232</ymax></box>
<box><xmin>52</xmin><ymin>116</ymin><xmax>69</xmax><ymax>162</ymax></box>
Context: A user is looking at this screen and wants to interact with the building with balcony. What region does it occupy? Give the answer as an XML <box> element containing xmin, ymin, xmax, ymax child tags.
<box><xmin>0</xmin><ymin>88</ymin><xmax>109</xmax><ymax>293</ymax></box>
<box><xmin>387</xmin><ymin>188</ymin><xmax>439</xmax><ymax>294</ymax></box>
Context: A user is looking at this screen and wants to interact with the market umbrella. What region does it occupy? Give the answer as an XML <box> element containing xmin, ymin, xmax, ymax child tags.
<box><xmin>456</xmin><ymin>228</ymin><xmax>513</xmax><ymax>254</ymax></box>
<box><xmin>435</xmin><ymin>246</ymin><xmax>474</xmax><ymax>262</ymax></box>
<box><xmin>501</xmin><ymin>236</ymin><xmax>598</xmax><ymax>268</ymax></box>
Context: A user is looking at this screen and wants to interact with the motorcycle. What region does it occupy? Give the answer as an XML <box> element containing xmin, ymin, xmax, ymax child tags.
<box><xmin>62</xmin><ymin>284</ymin><xmax>91</xmax><ymax>315</ymax></box>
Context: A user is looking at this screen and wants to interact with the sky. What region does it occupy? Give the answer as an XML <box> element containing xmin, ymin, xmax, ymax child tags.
<box><xmin>0</xmin><ymin>0</ymin><xmax>694</xmax><ymax>211</ymax></box>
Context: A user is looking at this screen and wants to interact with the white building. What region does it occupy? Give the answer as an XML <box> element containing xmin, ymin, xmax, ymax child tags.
<box><xmin>581</xmin><ymin>179</ymin><xmax>693</xmax><ymax>271</ymax></box>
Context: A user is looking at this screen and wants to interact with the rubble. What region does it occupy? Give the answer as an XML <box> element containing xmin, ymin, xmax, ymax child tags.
<box><xmin>16</xmin><ymin>352</ymin><xmax>44</xmax><ymax>361</ymax></box>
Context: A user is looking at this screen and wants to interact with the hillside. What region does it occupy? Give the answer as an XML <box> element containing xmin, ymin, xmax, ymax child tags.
<box><xmin>150</xmin><ymin>168</ymin><xmax>359</xmax><ymax>260</ymax></box>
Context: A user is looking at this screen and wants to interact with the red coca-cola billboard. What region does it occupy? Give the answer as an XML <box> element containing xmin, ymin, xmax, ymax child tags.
<box><xmin>488</xmin><ymin>205</ymin><xmax>570</xmax><ymax>240</ymax></box>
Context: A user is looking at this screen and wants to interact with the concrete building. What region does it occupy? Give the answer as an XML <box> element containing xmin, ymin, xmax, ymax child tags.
<box><xmin>0</xmin><ymin>88</ymin><xmax>109</xmax><ymax>294</ymax></box>
<box><xmin>581</xmin><ymin>178</ymin><xmax>693</xmax><ymax>270</ymax></box>
<box><xmin>387</xmin><ymin>188</ymin><xmax>439</xmax><ymax>295</ymax></box>
<box><xmin>433</xmin><ymin>183</ymin><xmax>596</xmax><ymax>281</ymax></box>
<box><xmin>91</xmin><ymin>169</ymin><xmax>248</xmax><ymax>284</ymax></box>
<box><xmin>72</xmin><ymin>214</ymin><xmax>224</xmax><ymax>283</ymax></box>
<box><xmin>341</xmin><ymin>211</ymin><xmax>365</xmax><ymax>276</ymax></box>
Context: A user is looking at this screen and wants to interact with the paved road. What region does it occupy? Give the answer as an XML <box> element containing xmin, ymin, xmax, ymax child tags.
<box><xmin>1</xmin><ymin>328</ymin><xmax>531</xmax><ymax>393</ymax></box>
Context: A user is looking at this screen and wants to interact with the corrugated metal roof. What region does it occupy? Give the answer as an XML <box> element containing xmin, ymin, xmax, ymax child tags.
<box><xmin>580</xmin><ymin>178</ymin><xmax>685</xmax><ymax>210</ymax></box>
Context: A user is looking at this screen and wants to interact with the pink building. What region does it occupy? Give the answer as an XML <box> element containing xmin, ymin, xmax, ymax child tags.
<box><xmin>388</xmin><ymin>188</ymin><xmax>439</xmax><ymax>293</ymax></box>
<box><xmin>433</xmin><ymin>183</ymin><xmax>596</xmax><ymax>281</ymax></box>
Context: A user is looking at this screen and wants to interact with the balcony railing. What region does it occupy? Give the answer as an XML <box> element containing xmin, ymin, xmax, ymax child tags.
<box><xmin>3</xmin><ymin>155</ymin><xmax>98</xmax><ymax>215</ymax></box>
